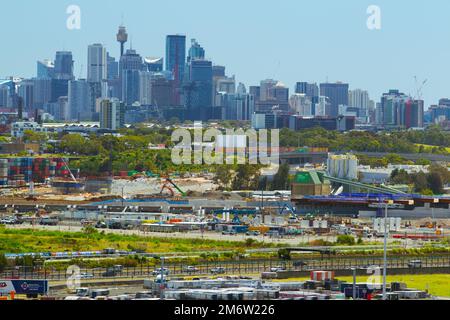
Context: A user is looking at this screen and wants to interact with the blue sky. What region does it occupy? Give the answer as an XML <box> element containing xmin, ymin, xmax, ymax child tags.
<box><xmin>2</xmin><ymin>0</ymin><xmax>450</xmax><ymax>107</ymax></box>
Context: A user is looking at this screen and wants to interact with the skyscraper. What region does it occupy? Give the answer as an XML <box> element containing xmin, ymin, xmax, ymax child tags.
<box><xmin>87</xmin><ymin>44</ymin><xmax>107</xmax><ymax>83</ymax></box>
<box><xmin>144</xmin><ymin>57</ymin><xmax>164</xmax><ymax>72</ymax></box>
<box><xmin>187</xmin><ymin>39</ymin><xmax>205</xmax><ymax>63</ymax></box>
<box><xmin>37</xmin><ymin>60</ymin><xmax>54</xmax><ymax>79</ymax></box>
<box><xmin>120</xmin><ymin>49</ymin><xmax>143</xmax><ymax>106</ymax></box>
<box><xmin>139</xmin><ymin>71</ymin><xmax>152</xmax><ymax>105</ymax></box>
<box><xmin>260</xmin><ymin>79</ymin><xmax>278</xmax><ymax>102</ymax></box>
<box><xmin>295</xmin><ymin>82</ymin><xmax>319</xmax><ymax>98</ymax></box>
<box><xmin>166</xmin><ymin>35</ymin><xmax>186</xmax><ymax>103</ymax></box>
<box><xmin>185</xmin><ymin>59</ymin><xmax>213</xmax><ymax>109</ymax></box>
<box><xmin>348</xmin><ymin>89</ymin><xmax>370</xmax><ymax>110</ymax></box>
<box><xmin>100</xmin><ymin>98</ymin><xmax>125</xmax><ymax>130</ymax></box>
<box><xmin>31</xmin><ymin>78</ymin><xmax>52</xmax><ymax>110</ymax></box>
<box><xmin>320</xmin><ymin>82</ymin><xmax>349</xmax><ymax>117</ymax></box>
<box><xmin>107</xmin><ymin>53</ymin><xmax>119</xmax><ymax>80</ymax></box>
<box><xmin>17</xmin><ymin>80</ymin><xmax>34</xmax><ymax>112</ymax></box>
<box><xmin>68</xmin><ymin>79</ymin><xmax>90</xmax><ymax>121</ymax></box>
<box><xmin>54</xmin><ymin>51</ymin><xmax>74</xmax><ymax>80</ymax></box>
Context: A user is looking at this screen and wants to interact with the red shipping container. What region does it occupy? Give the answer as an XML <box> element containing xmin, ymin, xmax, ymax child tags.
<box><xmin>311</xmin><ymin>271</ymin><xmax>335</xmax><ymax>281</ymax></box>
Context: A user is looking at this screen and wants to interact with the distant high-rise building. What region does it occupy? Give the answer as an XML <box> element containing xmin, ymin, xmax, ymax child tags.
<box><xmin>249</xmin><ymin>86</ymin><xmax>261</xmax><ymax>103</ymax></box>
<box><xmin>320</xmin><ymin>82</ymin><xmax>349</xmax><ymax>117</ymax></box>
<box><xmin>348</xmin><ymin>89</ymin><xmax>370</xmax><ymax>110</ymax></box>
<box><xmin>54</xmin><ymin>51</ymin><xmax>74</xmax><ymax>80</ymax></box>
<box><xmin>314</xmin><ymin>96</ymin><xmax>330</xmax><ymax>117</ymax></box>
<box><xmin>378</xmin><ymin>90</ymin><xmax>423</xmax><ymax>128</ymax></box>
<box><xmin>107</xmin><ymin>53</ymin><xmax>119</xmax><ymax>80</ymax></box>
<box><xmin>404</xmin><ymin>99</ymin><xmax>424</xmax><ymax>129</ymax></box>
<box><xmin>31</xmin><ymin>78</ymin><xmax>52</xmax><ymax>110</ymax></box>
<box><xmin>17</xmin><ymin>80</ymin><xmax>34</xmax><ymax>112</ymax></box>
<box><xmin>151</xmin><ymin>77</ymin><xmax>175</xmax><ymax>107</ymax></box>
<box><xmin>120</xmin><ymin>49</ymin><xmax>143</xmax><ymax>106</ymax></box>
<box><xmin>68</xmin><ymin>79</ymin><xmax>90</xmax><ymax>121</ymax></box>
<box><xmin>144</xmin><ymin>57</ymin><xmax>164</xmax><ymax>72</ymax></box>
<box><xmin>222</xmin><ymin>93</ymin><xmax>255</xmax><ymax>121</ymax></box>
<box><xmin>438</xmin><ymin>98</ymin><xmax>450</xmax><ymax>107</ymax></box>
<box><xmin>87</xmin><ymin>44</ymin><xmax>107</xmax><ymax>83</ymax></box>
<box><xmin>380</xmin><ymin>89</ymin><xmax>409</xmax><ymax>126</ymax></box>
<box><xmin>212</xmin><ymin>66</ymin><xmax>226</xmax><ymax>78</ymax></box>
<box><xmin>268</xmin><ymin>82</ymin><xmax>289</xmax><ymax>106</ymax></box>
<box><xmin>100</xmin><ymin>98</ymin><xmax>125</xmax><ymax>130</ymax></box>
<box><xmin>139</xmin><ymin>71</ymin><xmax>152</xmax><ymax>105</ymax></box>
<box><xmin>236</xmin><ymin>83</ymin><xmax>247</xmax><ymax>95</ymax></box>
<box><xmin>216</xmin><ymin>76</ymin><xmax>236</xmax><ymax>94</ymax></box>
<box><xmin>166</xmin><ymin>35</ymin><xmax>186</xmax><ymax>103</ymax></box>
<box><xmin>187</xmin><ymin>39</ymin><xmax>205</xmax><ymax>63</ymax></box>
<box><xmin>46</xmin><ymin>96</ymin><xmax>69</xmax><ymax>121</ymax></box>
<box><xmin>184</xmin><ymin>59</ymin><xmax>213</xmax><ymax>112</ymax></box>
<box><xmin>295</xmin><ymin>82</ymin><xmax>319</xmax><ymax>98</ymax></box>
<box><xmin>37</xmin><ymin>60</ymin><xmax>55</xmax><ymax>79</ymax></box>
<box><xmin>290</xmin><ymin>93</ymin><xmax>313</xmax><ymax>116</ymax></box>
<box><xmin>260</xmin><ymin>79</ymin><xmax>278</xmax><ymax>101</ymax></box>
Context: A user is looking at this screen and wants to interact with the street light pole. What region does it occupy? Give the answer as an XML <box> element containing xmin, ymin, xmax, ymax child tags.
<box><xmin>352</xmin><ymin>267</ymin><xmax>357</xmax><ymax>300</ymax></box>
<box><xmin>383</xmin><ymin>201</ymin><xmax>388</xmax><ymax>300</ymax></box>
<box><xmin>160</xmin><ymin>257</ymin><xmax>165</xmax><ymax>300</ymax></box>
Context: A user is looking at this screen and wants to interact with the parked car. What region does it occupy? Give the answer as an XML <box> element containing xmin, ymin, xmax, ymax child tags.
<box><xmin>246</xmin><ymin>231</ymin><xmax>260</xmax><ymax>236</ymax></box>
<box><xmin>408</xmin><ymin>260</ymin><xmax>422</xmax><ymax>268</ymax></box>
<box><xmin>102</xmin><ymin>265</ymin><xmax>123</xmax><ymax>277</ymax></box>
<box><xmin>0</xmin><ymin>218</ymin><xmax>16</xmax><ymax>225</ymax></box>
<box><xmin>222</xmin><ymin>230</ymin><xmax>237</xmax><ymax>236</ymax></box>
<box><xmin>210</xmin><ymin>267</ymin><xmax>225</xmax><ymax>275</ymax></box>
<box><xmin>152</xmin><ymin>268</ymin><xmax>170</xmax><ymax>276</ymax></box>
<box><xmin>102</xmin><ymin>248</ymin><xmax>117</xmax><ymax>255</ymax></box>
<box><xmin>79</xmin><ymin>272</ymin><xmax>94</xmax><ymax>279</ymax></box>
<box><xmin>135</xmin><ymin>291</ymin><xmax>153</xmax><ymax>299</ymax></box>
<box><xmin>39</xmin><ymin>218</ymin><xmax>59</xmax><ymax>226</ymax></box>
<box><xmin>270</xmin><ymin>266</ymin><xmax>286</xmax><ymax>272</ymax></box>
<box><xmin>184</xmin><ymin>266</ymin><xmax>199</xmax><ymax>274</ymax></box>
<box><xmin>95</xmin><ymin>221</ymin><xmax>107</xmax><ymax>229</ymax></box>
<box><xmin>293</xmin><ymin>261</ymin><xmax>307</xmax><ymax>268</ymax></box>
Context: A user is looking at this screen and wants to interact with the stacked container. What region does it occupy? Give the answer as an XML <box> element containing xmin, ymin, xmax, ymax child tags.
<box><xmin>0</xmin><ymin>159</ymin><xmax>8</xmax><ymax>186</ymax></box>
<box><xmin>0</xmin><ymin>157</ymin><xmax>70</xmax><ymax>187</ymax></box>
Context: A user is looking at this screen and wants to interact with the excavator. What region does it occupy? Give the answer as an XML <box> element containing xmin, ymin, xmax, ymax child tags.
<box><xmin>159</xmin><ymin>175</ymin><xmax>186</xmax><ymax>198</ymax></box>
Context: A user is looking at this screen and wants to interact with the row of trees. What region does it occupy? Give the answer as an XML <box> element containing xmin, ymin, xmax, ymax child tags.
<box><xmin>391</xmin><ymin>165</ymin><xmax>450</xmax><ymax>195</ymax></box>
<box><xmin>279</xmin><ymin>126</ymin><xmax>450</xmax><ymax>154</ymax></box>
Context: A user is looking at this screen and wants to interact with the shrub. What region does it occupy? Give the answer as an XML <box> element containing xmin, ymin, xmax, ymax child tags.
<box><xmin>336</xmin><ymin>235</ymin><xmax>356</xmax><ymax>246</ymax></box>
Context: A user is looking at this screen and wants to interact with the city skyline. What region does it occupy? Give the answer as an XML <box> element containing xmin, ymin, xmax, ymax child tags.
<box><xmin>1</xmin><ymin>0</ymin><xmax>450</xmax><ymax>106</ymax></box>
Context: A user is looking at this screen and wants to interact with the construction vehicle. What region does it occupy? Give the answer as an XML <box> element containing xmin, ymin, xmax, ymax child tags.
<box><xmin>159</xmin><ymin>177</ymin><xmax>186</xmax><ymax>197</ymax></box>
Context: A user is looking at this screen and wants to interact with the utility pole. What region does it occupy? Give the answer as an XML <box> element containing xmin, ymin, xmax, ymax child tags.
<box><xmin>160</xmin><ymin>256</ymin><xmax>165</xmax><ymax>300</ymax></box>
<box><xmin>383</xmin><ymin>201</ymin><xmax>389</xmax><ymax>300</ymax></box>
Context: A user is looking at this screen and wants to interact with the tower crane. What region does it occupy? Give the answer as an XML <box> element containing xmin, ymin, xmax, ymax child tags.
<box><xmin>413</xmin><ymin>76</ymin><xmax>428</xmax><ymax>101</ymax></box>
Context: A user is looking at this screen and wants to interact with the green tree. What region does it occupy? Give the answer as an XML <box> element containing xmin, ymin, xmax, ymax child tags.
<box><xmin>22</xmin><ymin>130</ymin><xmax>47</xmax><ymax>144</ymax></box>
<box><xmin>427</xmin><ymin>172</ymin><xmax>444</xmax><ymax>195</ymax></box>
<box><xmin>413</xmin><ymin>172</ymin><xmax>429</xmax><ymax>193</ymax></box>
<box><xmin>214</xmin><ymin>166</ymin><xmax>233</xmax><ymax>190</ymax></box>
<box><xmin>0</xmin><ymin>253</ymin><xmax>7</xmax><ymax>273</ymax></box>
<box><xmin>271</xmin><ymin>163</ymin><xmax>290</xmax><ymax>190</ymax></box>
<box><xmin>336</xmin><ymin>235</ymin><xmax>356</xmax><ymax>246</ymax></box>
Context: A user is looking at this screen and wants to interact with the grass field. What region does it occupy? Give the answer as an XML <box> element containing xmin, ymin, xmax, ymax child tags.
<box><xmin>275</xmin><ymin>274</ymin><xmax>450</xmax><ymax>297</ymax></box>
<box><xmin>0</xmin><ymin>227</ymin><xmax>275</xmax><ymax>254</ymax></box>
